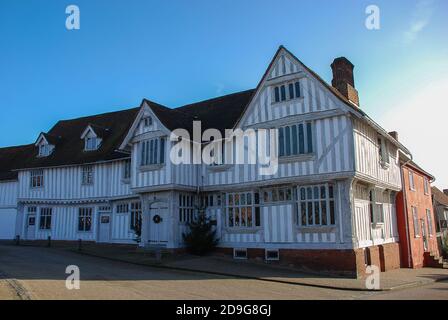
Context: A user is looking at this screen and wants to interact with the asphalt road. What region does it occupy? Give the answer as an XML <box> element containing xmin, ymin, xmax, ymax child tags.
<box><xmin>0</xmin><ymin>245</ymin><xmax>447</xmax><ymax>300</ymax></box>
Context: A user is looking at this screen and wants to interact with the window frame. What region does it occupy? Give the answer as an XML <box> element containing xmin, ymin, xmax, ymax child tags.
<box><xmin>130</xmin><ymin>201</ymin><xmax>142</xmax><ymax>231</ymax></box>
<box><xmin>225</xmin><ymin>191</ymin><xmax>261</xmax><ymax>229</ymax></box>
<box><xmin>296</xmin><ymin>183</ymin><xmax>336</xmax><ymax>227</ymax></box>
<box><xmin>278</xmin><ymin>122</ymin><xmax>314</xmax><ymax>158</ymax></box>
<box><xmin>81</xmin><ymin>165</ymin><xmax>94</xmax><ymax>185</ymax></box>
<box><xmin>412</xmin><ymin>206</ymin><xmax>420</xmax><ymax>237</ymax></box>
<box><xmin>30</xmin><ymin>169</ymin><xmax>44</xmax><ymax>188</ymax></box>
<box><xmin>272</xmin><ymin>80</ymin><xmax>301</xmax><ymax>104</ymax></box>
<box><xmin>409</xmin><ymin>171</ymin><xmax>416</xmax><ymax>191</ymax></box>
<box><xmin>140</xmin><ymin>137</ymin><xmax>166</xmax><ymax>167</ymax></box>
<box><xmin>39</xmin><ymin>207</ymin><xmax>52</xmax><ymax>230</ymax></box>
<box><xmin>123</xmin><ymin>159</ymin><xmax>131</xmax><ymax>181</ymax></box>
<box><xmin>38</xmin><ymin>144</ymin><xmax>52</xmax><ymax>157</ymax></box>
<box><xmin>377</xmin><ymin>136</ymin><xmax>390</xmax><ymax>166</ymax></box>
<box><xmin>423</xmin><ymin>177</ymin><xmax>429</xmax><ymax>195</ymax></box>
<box><xmin>84</xmin><ymin>136</ymin><xmax>100</xmax><ymax>151</ymax></box>
<box><xmin>179</xmin><ymin>194</ymin><xmax>196</xmax><ymax>224</ymax></box>
<box><xmin>116</xmin><ymin>203</ymin><xmax>129</xmax><ymax>214</ymax></box>
<box><xmin>78</xmin><ymin>207</ymin><xmax>93</xmax><ymax>232</ymax></box>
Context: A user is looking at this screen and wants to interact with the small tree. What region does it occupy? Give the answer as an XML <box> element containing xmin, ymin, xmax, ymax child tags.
<box><xmin>183</xmin><ymin>208</ymin><xmax>219</xmax><ymax>255</ymax></box>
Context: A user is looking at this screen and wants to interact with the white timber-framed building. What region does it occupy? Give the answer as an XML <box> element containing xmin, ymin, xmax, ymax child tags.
<box><xmin>0</xmin><ymin>46</ymin><xmax>413</xmax><ymax>277</ymax></box>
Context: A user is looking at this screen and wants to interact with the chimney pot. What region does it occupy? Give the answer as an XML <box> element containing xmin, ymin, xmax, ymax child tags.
<box><xmin>389</xmin><ymin>131</ymin><xmax>399</xmax><ymax>141</ymax></box>
<box><xmin>331</xmin><ymin>57</ymin><xmax>359</xmax><ymax>106</ymax></box>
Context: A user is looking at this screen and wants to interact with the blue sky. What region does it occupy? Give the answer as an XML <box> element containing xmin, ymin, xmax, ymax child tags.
<box><xmin>0</xmin><ymin>0</ymin><xmax>447</xmax><ymax>185</ymax></box>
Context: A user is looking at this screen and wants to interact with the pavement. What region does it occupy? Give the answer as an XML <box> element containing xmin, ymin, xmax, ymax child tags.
<box><xmin>34</xmin><ymin>241</ymin><xmax>448</xmax><ymax>291</ymax></box>
<box><xmin>0</xmin><ymin>244</ymin><xmax>382</xmax><ymax>300</ymax></box>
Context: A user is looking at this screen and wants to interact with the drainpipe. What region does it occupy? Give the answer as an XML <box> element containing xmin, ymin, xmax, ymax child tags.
<box><xmin>401</xmin><ymin>159</ymin><xmax>413</xmax><ymax>268</ymax></box>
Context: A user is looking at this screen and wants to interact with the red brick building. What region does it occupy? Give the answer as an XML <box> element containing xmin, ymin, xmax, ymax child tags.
<box><xmin>396</xmin><ymin>159</ymin><xmax>440</xmax><ymax>268</ymax></box>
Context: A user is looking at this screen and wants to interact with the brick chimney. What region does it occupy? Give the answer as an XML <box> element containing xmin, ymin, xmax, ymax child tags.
<box><xmin>443</xmin><ymin>189</ymin><xmax>448</xmax><ymax>196</ymax></box>
<box><xmin>331</xmin><ymin>57</ymin><xmax>359</xmax><ymax>106</ymax></box>
<box><xmin>389</xmin><ymin>131</ymin><xmax>399</xmax><ymax>141</ymax></box>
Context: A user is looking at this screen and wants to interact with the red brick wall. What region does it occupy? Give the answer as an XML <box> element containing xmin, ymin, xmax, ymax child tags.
<box><xmin>214</xmin><ymin>247</ymin><xmax>364</xmax><ymax>278</ymax></box>
<box><xmin>379</xmin><ymin>243</ymin><xmax>401</xmax><ymax>271</ymax></box>
<box><xmin>396</xmin><ymin>166</ymin><xmax>439</xmax><ymax>268</ymax></box>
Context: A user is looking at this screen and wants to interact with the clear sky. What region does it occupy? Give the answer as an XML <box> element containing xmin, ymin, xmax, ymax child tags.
<box><xmin>0</xmin><ymin>0</ymin><xmax>447</xmax><ymax>187</ymax></box>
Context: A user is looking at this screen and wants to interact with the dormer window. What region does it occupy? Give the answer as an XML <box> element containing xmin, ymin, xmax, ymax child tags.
<box><xmin>85</xmin><ymin>137</ymin><xmax>100</xmax><ymax>151</ymax></box>
<box><xmin>38</xmin><ymin>144</ymin><xmax>53</xmax><ymax>157</ymax></box>
<box><xmin>81</xmin><ymin>125</ymin><xmax>102</xmax><ymax>151</ymax></box>
<box><xmin>35</xmin><ymin>133</ymin><xmax>55</xmax><ymax>158</ymax></box>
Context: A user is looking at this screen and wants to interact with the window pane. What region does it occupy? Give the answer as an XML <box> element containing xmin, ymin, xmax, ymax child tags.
<box><xmin>321</xmin><ymin>201</ymin><xmax>327</xmax><ymax>225</ymax></box>
<box><xmin>307</xmin><ymin>187</ymin><xmax>312</xmax><ymax>200</ymax></box>
<box><xmin>279</xmin><ymin>127</ymin><xmax>285</xmax><ymax>156</ymax></box>
<box><xmin>320</xmin><ymin>186</ymin><xmax>326</xmax><ymax>199</ymax></box>
<box><xmin>306</xmin><ymin>123</ymin><xmax>313</xmax><ymax>153</ymax></box>
<box><xmin>288</xmin><ymin>83</ymin><xmax>294</xmax><ymax>99</ymax></box>
<box><xmin>246</xmin><ymin>207</ymin><xmax>252</xmax><ymax>227</ymax></box>
<box><xmin>307</xmin><ymin>202</ymin><xmax>313</xmax><ymax>225</ymax></box>
<box><xmin>279</xmin><ymin>189</ymin><xmax>285</xmax><ymax>201</ymax></box>
<box><xmin>295</xmin><ymin>81</ymin><xmax>301</xmax><ymax>98</ymax></box>
<box><xmin>274</xmin><ymin>87</ymin><xmax>280</xmax><ymax>102</ymax></box>
<box><xmin>298</xmin><ymin>124</ymin><xmax>304</xmax><ymax>154</ymax></box>
<box><xmin>314</xmin><ymin>201</ymin><xmax>320</xmax><ymax>225</ymax></box>
<box><xmin>241</xmin><ymin>208</ymin><xmax>246</xmax><ymax>227</ymax></box>
<box><xmin>255</xmin><ymin>207</ymin><xmax>261</xmax><ymax>227</ymax></box>
<box><xmin>291</xmin><ymin>125</ymin><xmax>298</xmax><ymax>155</ymax></box>
<box><xmin>160</xmin><ymin>138</ymin><xmax>165</xmax><ymax>164</ymax></box>
<box><xmin>301</xmin><ymin>203</ymin><xmax>307</xmax><ymax>225</ymax></box>
<box><xmin>280</xmin><ymin>85</ymin><xmax>286</xmax><ymax>101</ymax></box>
<box><xmin>330</xmin><ymin>200</ymin><xmax>335</xmax><ymax>224</ymax></box>
<box><xmin>234</xmin><ymin>208</ymin><xmax>240</xmax><ymax>226</ymax></box>
<box><xmin>247</xmin><ymin>193</ymin><xmax>252</xmax><ymax>205</ymax></box>
<box><xmin>241</xmin><ymin>193</ymin><xmax>246</xmax><ymax>205</ymax></box>
<box><xmin>228</xmin><ymin>208</ymin><xmax>233</xmax><ymax>227</ymax></box>
<box><xmin>285</xmin><ymin>126</ymin><xmax>291</xmax><ymax>156</ymax></box>
<box><xmin>234</xmin><ymin>194</ymin><xmax>240</xmax><ymax>205</ymax></box>
<box><xmin>313</xmin><ymin>186</ymin><xmax>319</xmax><ymax>199</ymax></box>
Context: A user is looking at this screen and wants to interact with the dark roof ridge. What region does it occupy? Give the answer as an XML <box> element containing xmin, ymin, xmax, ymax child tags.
<box><xmin>0</xmin><ymin>143</ymin><xmax>34</xmax><ymax>151</ymax></box>
<box><xmin>57</xmin><ymin>106</ymin><xmax>140</xmax><ymax>123</ymax></box>
<box><xmin>175</xmin><ymin>89</ymin><xmax>255</xmax><ymax>111</ymax></box>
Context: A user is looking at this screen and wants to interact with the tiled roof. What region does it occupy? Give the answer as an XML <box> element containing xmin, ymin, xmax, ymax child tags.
<box><xmin>432</xmin><ymin>187</ymin><xmax>448</xmax><ymax>207</ymax></box>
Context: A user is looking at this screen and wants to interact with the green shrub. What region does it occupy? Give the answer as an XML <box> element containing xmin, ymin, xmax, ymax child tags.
<box><xmin>183</xmin><ymin>209</ymin><xmax>219</xmax><ymax>255</ymax></box>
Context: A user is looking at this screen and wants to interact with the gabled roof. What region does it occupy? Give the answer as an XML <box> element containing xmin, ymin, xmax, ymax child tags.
<box><xmin>14</xmin><ymin>107</ymin><xmax>139</xmax><ymax>171</ymax></box>
<box><xmin>0</xmin><ymin>144</ymin><xmax>35</xmax><ymax>181</ymax></box>
<box><xmin>405</xmin><ymin>160</ymin><xmax>435</xmax><ymax>182</ymax></box>
<box><xmin>432</xmin><ymin>187</ymin><xmax>448</xmax><ymax>207</ymax></box>
<box><xmin>35</xmin><ymin>132</ymin><xmax>62</xmax><ymax>146</ymax></box>
<box><xmin>150</xmin><ymin>89</ymin><xmax>255</xmax><ymax>135</ymax></box>
<box><xmin>234</xmin><ymin>46</ymin><xmax>411</xmax><ymax>156</ymax></box>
